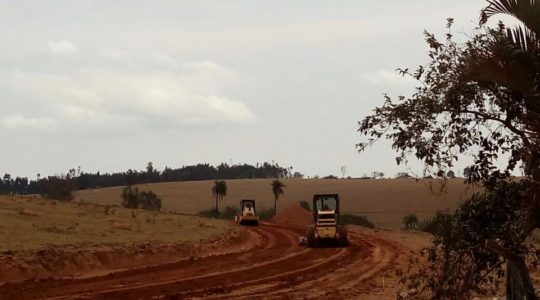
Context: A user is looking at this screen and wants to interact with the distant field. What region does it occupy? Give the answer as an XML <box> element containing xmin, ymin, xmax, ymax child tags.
<box><xmin>0</xmin><ymin>196</ymin><xmax>229</xmax><ymax>252</ymax></box>
<box><xmin>76</xmin><ymin>178</ymin><xmax>480</xmax><ymax>229</ymax></box>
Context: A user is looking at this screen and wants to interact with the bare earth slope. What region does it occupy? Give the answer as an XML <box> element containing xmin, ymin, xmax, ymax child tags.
<box><xmin>0</xmin><ymin>205</ymin><xmax>430</xmax><ymax>300</ymax></box>
<box><xmin>76</xmin><ymin>178</ymin><xmax>479</xmax><ymax>229</ymax></box>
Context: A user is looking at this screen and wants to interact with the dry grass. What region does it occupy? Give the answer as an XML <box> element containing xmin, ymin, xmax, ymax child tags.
<box><xmin>76</xmin><ymin>178</ymin><xmax>480</xmax><ymax>229</ymax></box>
<box><xmin>0</xmin><ymin>196</ymin><xmax>229</xmax><ymax>252</ymax></box>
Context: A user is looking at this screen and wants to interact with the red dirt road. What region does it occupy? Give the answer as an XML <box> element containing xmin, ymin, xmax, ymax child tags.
<box><xmin>0</xmin><ymin>224</ymin><xmax>404</xmax><ymax>299</ymax></box>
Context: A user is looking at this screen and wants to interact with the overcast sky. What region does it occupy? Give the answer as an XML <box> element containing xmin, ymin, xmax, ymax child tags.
<box><xmin>1</xmin><ymin>0</ymin><xmax>501</xmax><ymax>179</ymax></box>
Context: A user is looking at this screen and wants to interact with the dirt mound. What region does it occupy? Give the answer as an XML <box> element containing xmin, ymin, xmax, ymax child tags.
<box><xmin>0</xmin><ymin>229</ymin><xmax>245</xmax><ymax>284</ymax></box>
<box><xmin>270</xmin><ymin>204</ymin><xmax>313</xmax><ymax>227</ymax></box>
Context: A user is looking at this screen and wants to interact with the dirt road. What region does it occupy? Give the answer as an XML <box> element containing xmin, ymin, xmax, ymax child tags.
<box><xmin>0</xmin><ymin>224</ymin><xmax>404</xmax><ymax>299</ymax></box>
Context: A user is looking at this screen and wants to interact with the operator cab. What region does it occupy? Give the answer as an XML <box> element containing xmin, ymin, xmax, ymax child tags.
<box><xmin>235</xmin><ymin>199</ymin><xmax>259</xmax><ymax>226</ymax></box>
<box><xmin>313</xmin><ymin>194</ymin><xmax>339</xmax><ymax>226</ymax></box>
<box><xmin>241</xmin><ymin>199</ymin><xmax>256</xmax><ymax>215</ymax></box>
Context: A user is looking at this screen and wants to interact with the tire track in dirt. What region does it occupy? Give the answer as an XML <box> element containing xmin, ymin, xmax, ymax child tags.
<box><xmin>0</xmin><ymin>225</ymin><xmax>403</xmax><ymax>300</ymax></box>
<box><xmin>206</xmin><ymin>227</ymin><xmax>400</xmax><ymax>300</ymax></box>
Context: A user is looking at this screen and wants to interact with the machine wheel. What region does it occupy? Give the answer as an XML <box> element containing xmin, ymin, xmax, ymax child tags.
<box><xmin>306</xmin><ymin>225</ymin><xmax>317</xmax><ymax>248</ymax></box>
<box><xmin>337</xmin><ymin>225</ymin><xmax>349</xmax><ymax>246</ymax></box>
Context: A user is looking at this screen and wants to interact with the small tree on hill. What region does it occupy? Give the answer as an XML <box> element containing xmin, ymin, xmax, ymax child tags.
<box><xmin>212</xmin><ymin>180</ymin><xmax>227</xmax><ymax>213</ymax></box>
<box><xmin>121</xmin><ymin>186</ymin><xmax>140</xmax><ymax>209</ymax></box>
<box><xmin>42</xmin><ymin>174</ymin><xmax>77</xmax><ymax>201</ymax></box>
<box><xmin>403</xmin><ymin>214</ymin><xmax>419</xmax><ymax>230</ymax></box>
<box><xmin>271</xmin><ymin>180</ymin><xmax>285</xmax><ymax>216</ymax></box>
<box><xmin>139</xmin><ymin>190</ymin><xmax>162</xmax><ymax>211</ymax></box>
<box><xmin>121</xmin><ymin>186</ymin><xmax>162</xmax><ymax>211</ymax></box>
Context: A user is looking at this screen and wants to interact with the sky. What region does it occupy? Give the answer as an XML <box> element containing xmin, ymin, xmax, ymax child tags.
<box><xmin>0</xmin><ymin>0</ymin><xmax>504</xmax><ymax>179</ymax></box>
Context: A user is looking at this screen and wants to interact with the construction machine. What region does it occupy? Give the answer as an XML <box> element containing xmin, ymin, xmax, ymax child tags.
<box><xmin>305</xmin><ymin>194</ymin><xmax>348</xmax><ymax>247</ymax></box>
<box><xmin>234</xmin><ymin>199</ymin><xmax>259</xmax><ymax>226</ymax></box>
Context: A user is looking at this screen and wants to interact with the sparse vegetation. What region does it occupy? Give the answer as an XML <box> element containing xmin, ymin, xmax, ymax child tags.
<box><xmin>0</xmin><ymin>196</ymin><xmax>229</xmax><ymax>252</ymax></box>
<box><xmin>340</xmin><ymin>214</ymin><xmax>375</xmax><ymax>229</ymax></box>
<box><xmin>402</xmin><ymin>214</ymin><xmax>419</xmax><ymax>230</ymax></box>
<box><xmin>41</xmin><ymin>175</ymin><xmax>77</xmax><ymax>201</ymax></box>
<box><xmin>121</xmin><ymin>186</ymin><xmax>162</xmax><ymax>211</ymax></box>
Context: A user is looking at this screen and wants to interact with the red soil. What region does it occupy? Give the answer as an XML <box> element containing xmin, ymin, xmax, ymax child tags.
<box><xmin>270</xmin><ymin>203</ymin><xmax>313</xmax><ymax>227</ymax></box>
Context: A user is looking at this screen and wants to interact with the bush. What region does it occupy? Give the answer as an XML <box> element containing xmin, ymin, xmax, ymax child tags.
<box><xmin>198</xmin><ymin>206</ymin><xmax>236</xmax><ymax>220</ymax></box>
<box><xmin>299</xmin><ymin>200</ymin><xmax>311</xmax><ymax>212</ymax></box>
<box><xmin>41</xmin><ymin>176</ymin><xmax>77</xmax><ymax>201</ymax></box>
<box><xmin>418</xmin><ymin>212</ymin><xmax>444</xmax><ymax>233</ymax></box>
<box><xmin>258</xmin><ymin>208</ymin><xmax>275</xmax><ymax>220</ymax></box>
<box><xmin>121</xmin><ymin>186</ymin><xmax>162</xmax><ymax>211</ymax></box>
<box><xmin>403</xmin><ymin>213</ymin><xmax>419</xmax><ymax>230</ymax></box>
<box><xmin>339</xmin><ymin>214</ymin><xmax>375</xmax><ymax>228</ymax></box>
<box><xmin>139</xmin><ymin>191</ymin><xmax>162</xmax><ymax>211</ymax></box>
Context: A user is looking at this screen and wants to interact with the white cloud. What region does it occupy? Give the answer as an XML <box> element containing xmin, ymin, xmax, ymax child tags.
<box><xmin>0</xmin><ymin>53</ymin><xmax>256</xmax><ymax>132</ymax></box>
<box><xmin>1</xmin><ymin>115</ymin><xmax>56</xmax><ymax>130</ymax></box>
<box><xmin>47</xmin><ymin>40</ymin><xmax>77</xmax><ymax>54</ymax></box>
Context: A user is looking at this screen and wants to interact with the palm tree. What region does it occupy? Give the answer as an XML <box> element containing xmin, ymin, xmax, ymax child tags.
<box><xmin>271</xmin><ymin>180</ymin><xmax>285</xmax><ymax>215</ymax></box>
<box><xmin>478</xmin><ymin>2</ymin><xmax>540</xmax><ymax>299</ymax></box>
<box><xmin>212</xmin><ymin>180</ymin><xmax>227</xmax><ymax>213</ymax></box>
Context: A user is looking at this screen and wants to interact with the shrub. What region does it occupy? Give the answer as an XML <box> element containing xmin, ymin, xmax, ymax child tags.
<box><xmin>121</xmin><ymin>186</ymin><xmax>162</xmax><ymax>211</ymax></box>
<box><xmin>299</xmin><ymin>200</ymin><xmax>311</xmax><ymax>212</ymax></box>
<box><xmin>198</xmin><ymin>206</ymin><xmax>236</xmax><ymax>219</ymax></box>
<box><xmin>403</xmin><ymin>213</ymin><xmax>419</xmax><ymax>230</ymax></box>
<box><xmin>41</xmin><ymin>176</ymin><xmax>77</xmax><ymax>201</ymax></box>
<box><xmin>339</xmin><ymin>214</ymin><xmax>375</xmax><ymax>228</ymax></box>
<box><xmin>258</xmin><ymin>208</ymin><xmax>275</xmax><ymax>220</ymax></box>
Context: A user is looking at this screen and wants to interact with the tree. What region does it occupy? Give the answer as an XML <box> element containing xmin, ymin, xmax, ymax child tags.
<box><xmin>42</xmin><ymin>175</ymin><xmax>77</xmax><ymax>201</ymax></box>
<box><xmin>212</xmin><ymin>180</ymin><xmax>227</xmax><ymax>213</ymax></box>
<box><xmin>358</xmin><ymin>1</ymin><xmax>540</xmax><ymax>298</ymax></box>
<box><xmin>121</xmin><ymin>186</ymin><xmax>140</xmax><ymax>209</ymax></box>
<box><xmin>340</xmin><ymin>165</ymin><xmax>347</xmax><ymax>178</ymax></box>
<box><xmin>372</xmin><ymin>171</ymin><xmax>385</xmax><ymax>179</ymax></box>
<box><xmin>271</xmin><ymin>180</ymin><xmax>285</xmax><ymax>215</ymax></box>
<box><xmin>121</xmin><ymin>186</ymin><xmax>162</xmax><ymax>211</ymax></box>
<box><xmin>446</xmin><ymin>170</ymin><xmax>456</xmax><ymax>178</ymax></box>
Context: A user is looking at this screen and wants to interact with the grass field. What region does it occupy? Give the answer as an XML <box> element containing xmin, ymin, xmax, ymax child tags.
<box><xmin>0</xmin><ymin>196</ymin><xmax>229</xmax><ymax>252</ymax></box>
<box><xmin>76</xmin><ymin>178</ymin><xmax>481</xmax><ymax>229</ymax></box>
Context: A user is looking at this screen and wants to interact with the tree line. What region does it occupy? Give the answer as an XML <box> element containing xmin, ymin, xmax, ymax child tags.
<box><xmin>0</xmin><ymin>161</ymin><xmax>301</xmax><ymax>198</ymax></box>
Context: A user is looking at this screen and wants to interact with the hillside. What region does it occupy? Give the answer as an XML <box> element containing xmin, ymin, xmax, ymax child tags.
<box><xmin>75</xmin><ymin>178</ymin><xmax>480</xmax><ymax>229</ymax></box>
<box><xmin>0</xmin><ymin>196</ymin><xmax>229</xmax><ymax>252</ymax></box>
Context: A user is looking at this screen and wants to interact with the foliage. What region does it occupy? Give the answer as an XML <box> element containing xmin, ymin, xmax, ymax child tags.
<box><xmin>212</xmin><ymin>180</ymin><xmax>227</xmax><ymax>212</ymax></box>
<box><xmin>0</xmin><ymin>161</ymin><xmax>298</xmax><ymax>195</ymax></box>
<box><xmin>407</xmin><ymin>181</ymin><xmax>530</xmax><ymax>299</ymax></box>
<box><xmin>395</xmin><ymin>172</ymin><xmax>412</xmax><ymax>179</ymax></box>
<box><xmin>258</xmin><ymin>208</ymin><xmax>276</xmax><ymax>220</ymax></box>
<box><xmin>357</xmin><ymin>19</ymin><xmax>539</xmax><ymax>185</ymax></box>
<box><xmin>299</xmin><ymin>200</ymin><xmax>311</xmax><ymax>212</ymax></box>
<box><xmin>372</xmin><ymin>171</ymin><xmax>385</xmax><ymax>179</ymax></box>
<box><xmin>358</xmin><ymin>1</ymin><xmax>540</xmax><ymax>297</ymax></box>
<box><xmin>339</xmin><ymin>214</ymin><xmax>375</xmax><ymax>229</ymax></box>
<box><xmin>403</xmin><ymin>213</ymin><xmax>419</xmax><ymax>230</ymax></box>
<box><xmin>271</xmin><ymin>180</ymin><xmax>285</xmax><ymax>215</ymax></box>
<box><xmin>41</xmin><ymin>175</ymin><xmax>77</xmax><ymax>201</ymax></box>
<box><xmin>198</xmin><ymin>206</ymin><xmax>236</xmax><ymax>219</ymax></box>
<box><xmin>121</xmin><ymin>186</ymin><xmax>162</xmax><ymax>211</ymax></box>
